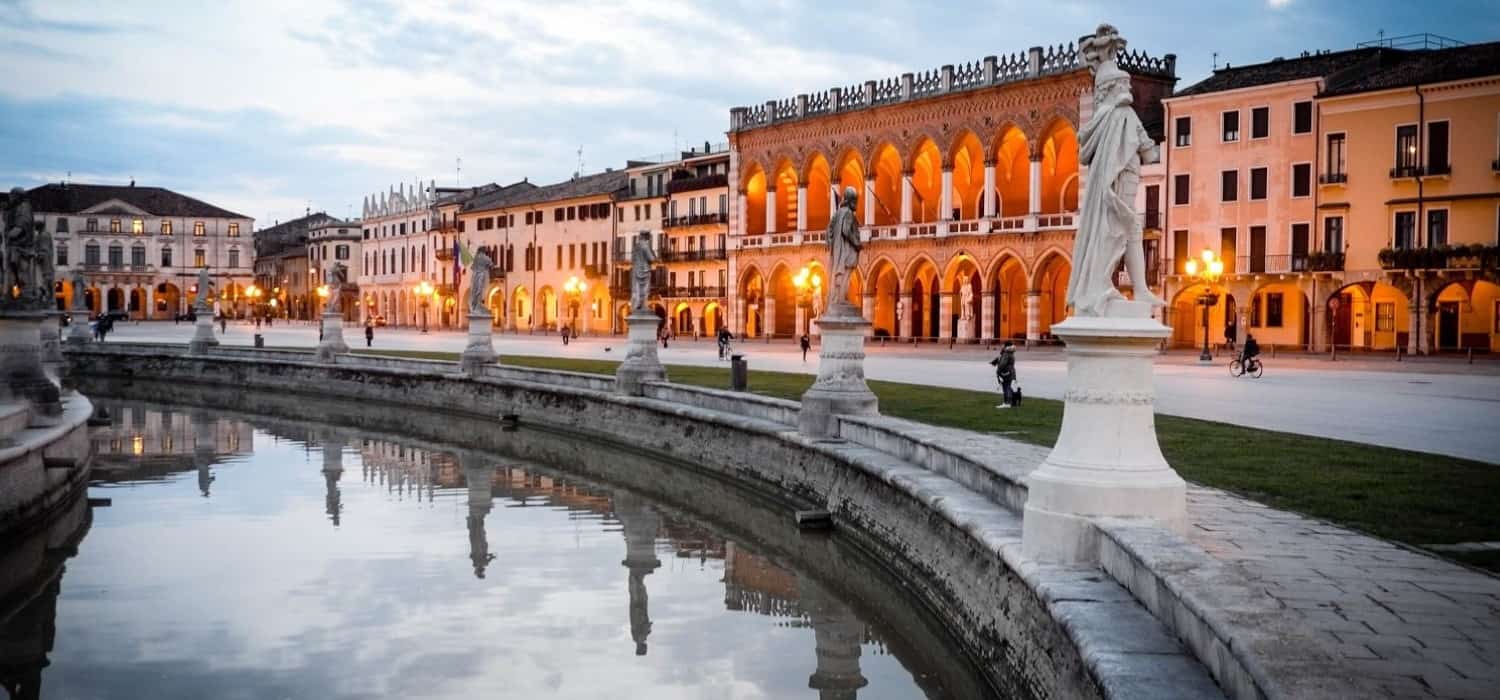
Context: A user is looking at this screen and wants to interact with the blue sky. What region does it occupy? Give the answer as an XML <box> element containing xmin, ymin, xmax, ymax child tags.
<box><xmin>1</xmin><ymin>0</ymin><xmax>1496</xmax><ymax>226</ymax></box>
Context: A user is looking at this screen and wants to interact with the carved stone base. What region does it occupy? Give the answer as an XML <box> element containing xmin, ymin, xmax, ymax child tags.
<box><xmin>615</xmin><ymin>310</ymin><xmax>666</xmax><ymax>396</ymax></box>
<box><xmin>65</xmin><ymin>310</ymin><xmax>91</xmax><ymax>346</ymax></box>
<box><xmin>188</xmin><ymin>309</ymin><xmax>218</xmax><ymax>354</ymax></box>
<box><xmin>1022</xmin><ymin>300</ymin><xmax>1185</xmax><ymax>564</ymax></box>
<box><xmin>798</xmin><ymin>305</ymin><xmax>878</xmax><ymax>438</ymax></box>
<box><xmin>0</xmin><ymin>311</ymin><xmax>63</xmax><ymax>423</ymax></box>
<box><xmin>460</xmin><ymin>313</ymin><xmax>496</xmax><ymax>373</ymax></box>
<box><xmin>316</xmin><ymin>312</ymin><xmax>349</xmax><ymax>362</ymax></box>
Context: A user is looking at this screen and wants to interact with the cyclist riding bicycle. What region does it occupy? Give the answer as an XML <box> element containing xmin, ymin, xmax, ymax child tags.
<box><xmin>716</xmin><ymin>327</ymin><xmax>733</xmax><ymax>360</ymax></box>
<box><xmin>1239</xmin><ymin>334</ymin><xmax>1261</xmax><ymax>370</ymax></box>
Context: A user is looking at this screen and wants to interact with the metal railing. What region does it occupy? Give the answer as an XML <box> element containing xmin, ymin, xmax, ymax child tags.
<box><xmin>659</xmin><ymin>285</ymin><xmax>726</xmax><ymax>299</ymax></box>
<box><xmin>665</xmin><ymin>173</ymin><xmax>728</xmax><ymax>195</ymax></box>
<box><xmin>1318</xmin><ymin>172</ymin><xmax>1347</xmax><ymax>185</ymax></box>
<box><xmin>662</xmin><ymin>212</ymin><xmax>728</xmax><ymax>228</ymax></box>
<box><xmin>656</xmin><ymin>247</ymin><xmax>728</xmax><ymax>263</ymax></box>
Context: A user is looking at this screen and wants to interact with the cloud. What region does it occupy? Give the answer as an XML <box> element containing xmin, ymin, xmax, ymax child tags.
<box><xmin>1268</xmin><ymin>0</ymin><xmax>1293</xmax><ymax>7</ymax></box>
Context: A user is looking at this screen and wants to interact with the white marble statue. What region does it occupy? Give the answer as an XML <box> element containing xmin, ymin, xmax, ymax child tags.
<box><xmin>960</xmin><ymin>284</ymin><xmax>974</xmax><ymax>321</ymax></box>
<box><xmin>825</xmin><ymin>186</ymin><xmax>862</xmax><ymax>316</ymax></box>
<box><xmin>467</xmin><ymin>248</ymin><xmax>493</xmax><ymax>315</ymax></box>
<box><xmin>194</xmin><ymin>267</ymin><xmax>213</xmax><ymax>310</ymax></box>
<box><xmin>630</xmin><ymin>231</ymin><xmax>655</xmax><ymax>311</ymax></box>
<box><xmin>70</xmin><ymin>270</ymin><xmax>87</xmax><ymax>311</ymax></box>
<box><xmin>1069</xmin><ymin>23</ymin><xmax>1165</xmax><ymax>316</ymax></box>
<box><xmin>325</xmin><ymin>262</ymin><xmax>347</xmax><ymax>314</ymax></box>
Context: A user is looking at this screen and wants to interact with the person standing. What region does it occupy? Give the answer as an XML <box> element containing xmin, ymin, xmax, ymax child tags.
<box><xmin>364</xmin><ymin>321</ymin><xmax>374</xmax><ymax>348</ymax></box>
<box><xmin>990</xmin><ymin>341</ymin><xmax>1018</xmax><ymax>408</ymax></box>
<box><xmin>220</xmin><ymin>314</ymin><xmax>227</xmax><ymax>334</ymax></box>
<box><xmin>799</xmin><ymin>333</ymin><xmax>811</xmax><ymax>363</ymax></box>
<box><xmin>1224</xmin><ymin>317</ymin><xmax>1238</xmax><ymax>352</ymax></box>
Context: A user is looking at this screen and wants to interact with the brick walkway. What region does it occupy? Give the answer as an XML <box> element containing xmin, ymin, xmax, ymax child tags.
<box><xmin>1186</xmin><ymin>487</ymin><xmax>1500</xmax><ymax>699</ymax></box>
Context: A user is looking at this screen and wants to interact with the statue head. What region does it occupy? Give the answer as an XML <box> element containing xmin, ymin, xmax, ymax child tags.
<box><xmin>841</xmin><ymin>186</ymin><xmax>858</xmax><ymax>209</ymax></box>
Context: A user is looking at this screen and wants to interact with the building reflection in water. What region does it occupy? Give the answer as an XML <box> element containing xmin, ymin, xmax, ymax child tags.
<box><xmin>88</xmin><ymin>401</ymin><xmax>254</xmax><ymax>497</ymax></box>
<box><xmin>613</xmin><ymin>492</ymin><xmax>662</xmax><ymax>656</ymax></box>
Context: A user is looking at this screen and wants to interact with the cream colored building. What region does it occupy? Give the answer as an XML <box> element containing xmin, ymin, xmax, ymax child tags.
<box><xmin>30</xmin><ymin>182</ymin><xmax>254</xmax><ymax>318</ymax></box>
<box><xmin>358</xmin><ymin>181</ymin><xmax>439</xmax><ymax>328</ymax></box>
<box><xmin>306</xmin><ymin>219</ymin><xmax>362</xmax><ymax>321</ymax></box>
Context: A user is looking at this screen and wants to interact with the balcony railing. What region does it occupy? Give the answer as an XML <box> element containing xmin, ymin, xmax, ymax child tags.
<box><xmin>1425</xmin><ymin>162</ymin><xmax>1451</xmax><ymax>177</ymax></box>
<box><xmin>656</xmin><ymin>247</ymin><xmax>728</xmax><ymax>263</ymax></box>
<box><xmin>665</xmin><ymin>172</ymin><xmax>728</xmax><ymax>195</ymax></box>
<box><xmin>1304</xmin><ymin>251</ymin><xmax>1345</xmax><ymax>272</ymax></box>
<box><xmin>1319</xmin><ymin>172</ymin><xmax>1348</xmax><ymax>185</ymax></box>
<box><xmin>659</xmin><ymin>285</ymin><xmax>726</xmax><ymax>299</ymax></box>
<box><xmin>1143</xmin><ymin>211</ymin><xmax>1161</xmax><ymax>230</ymax></box>
<box><xmin>1390</xmin><ymin>165</ymin><xmax>1423</xmax><ymax>179</ymax></box>
<box><xmin>662</xmin><ymin>212</ymin><xmax>729</xmax><ymax>229</ymax></box>
<box><xmin>434</xmin><ymin>248</ymin><xmax>453</xmax><ymax>262</ymax></box>
<box><xmin>1379</xmin><ymin>245</ymin><xmax>1500</xmax><ymax>271</ymax></box>
<box><xmin>1236</xmin><ymin>254</ymin><xmax>1291</xmax><ymax>274</ymax></box>
<box><xmin>582</xmin><ymin>263</ymin><xmax>608</xmax><ymax>279</ymax></box>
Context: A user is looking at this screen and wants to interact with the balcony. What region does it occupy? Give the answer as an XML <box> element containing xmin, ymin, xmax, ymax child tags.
<box><xmin>582</xmin><ymin>263</ymin><xmax>609</xmax><ymax>279</ymax></box>
<box><xmin>434</xmin><ymin>248</ymin><xmax>453</xmax><ymax>262</ymax></box>
<box><xmin>656</xmin><ymin>248</ymin><xmax>728</xmax><ymax>263</ymax></box>
<box><xmin>1304</xmin><ymin>251</ymin><xmax>1345</xmax><ymax>272</ymax></box>
<box><xmin>662</xmin><ymin>212</ymin><xmax>729</xmax><ymax>229</ymax></box>
<box><xmin>665</xmin><ymin>172</ymin><xmax>728</xmax><ymax>195</ymax></box>
<box><xmin>1390</xmin><ymin>165</ymin><xmax>1423</xmax><ymax>179</ymax></box>
<box><xmin>659</xmin><ymin>285</ymin><xmax>726</xmax><ymax>299</ymax></box>
<box><xmin>1425</xmin><ymin>162</ymin><xmax>1451</xmax><ymax>177</ymax></box>
<box><xmin>1318</xmin><ymin>172</ymin><xmax>1348</xmax><ymax>185</ymax></box>
<box><xmin>1379</xmin><ymin>245</ymin><xmax>1500</xmax><ymax>271</ymax></box>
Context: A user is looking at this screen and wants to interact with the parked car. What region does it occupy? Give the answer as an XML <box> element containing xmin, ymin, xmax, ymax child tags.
<box><xmin>98</xmin><ymin>311</ymin><xmax>131</xmax><ymax>323</ymax></box>
<box><xmin>175</xmin><ymin>311</ymin><xmax>197</xmax><ymax>322</ymax></box>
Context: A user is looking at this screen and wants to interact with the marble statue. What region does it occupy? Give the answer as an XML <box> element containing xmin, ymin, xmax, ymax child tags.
<box><xmin>825</xmin><ymin>186</ymin><xmax>862</xmax><ymax>315</ymax></box>
<box><xmin>2</xmin><ymin>187</ymin><xmax>48</xmax><ymax>310</ymax></box>
<box><xmin>70</xmin><ymin>270</ymin><xmax>87</xmax><ymax>311</ymax></box>
<box><xmin>467</xmin><ymin>248</ymin><xmax>493</xmax><ymax>315</ymax></box>
<box><xmin>325</xmin><ymin>262</ymin><xmax>347</xmax><ymax>314</ymax></box>
<box><xmin>194</xmin><ymin>267</ymin><xmax>213</xmax><ymax>310</ymax></box>
<box><xmin>630</xmin><ymin>231</ymin><xmax>655</xmax><ymax>311</ymax></box>
<box><xmin>1069</xmin><ymin>23</ymin><xmax>1165</xmax><ymax>317</ymax></box>
<box><xmin>960</xmin><ymin>284</ymin><xmax>974</xmax><ymax>321</ymax></box>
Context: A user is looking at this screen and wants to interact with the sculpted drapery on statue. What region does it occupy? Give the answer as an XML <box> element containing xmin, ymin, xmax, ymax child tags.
<box><xmin>2</xmin><ymin>187</ymin><xmax>51</xmax><ymax>311</ymax></box>
<box><xmin>325</xmin><ymin>262</ymin><xmax>348</xmax><ymax>314</ymax></box>
<box><xmin>194</xmin><ymin>267</ymin><xmax>213</xmax><ymax>310</ymax></box>
<box><xmin>71</xmin><ymin>270</ymin><xmax>87</xmax><ymax>311</ymax></box>
<box><xmin>825</xmin><ymin>186</ymin><xmax>862</xmax><ymax>317</ymax></box>
<box><xmin>466</xmin><ymin>249</ymin><xmax>492</xmax><ymax>315</ymax></box>
<box><xmin>1069</xmin><ymin>23</ymin><xmax>1166</xmax><ymax>317</ymax></box>
<box><xmin>630</xmin><ymin>231</ymin><xmax>655</xmax><ymax>312</ymax></box>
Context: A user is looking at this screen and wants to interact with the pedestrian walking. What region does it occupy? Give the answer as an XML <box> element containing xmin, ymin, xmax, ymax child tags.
<box><xmin>364</xmin><ymin>322</ymin><xmax>374</xmax><ymax>347</ymax></box>
<box><xmin>220</xmin><ymin>315</ymin><xmax>227</xmax><ymax>334</ymax></box>
<box><xmin>1225</xmin><ymin>318</ymin><xmax>1238</xmax><ymax>352</ymax></box>
<box><xmin>799</xmin><ymin>333</ymin><xmax>811</xmax><ymax>362</ymax></box>
<box><xmin>562</xmin><ymin>327</ymin><xmax>571</xmax><ymax>346</ymax></box>
<box><xmin>989</xmin><ymin>341</ymin><xmax>1018</xmax><ymax>409</ymax></box>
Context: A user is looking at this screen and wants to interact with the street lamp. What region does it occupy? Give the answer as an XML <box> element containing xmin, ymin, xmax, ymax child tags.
<box><xmin>792</xmin><ymin>265</ymin><xmax>822</xmax><ymax>334</ymax></box>
<box><xmin>246</xmin><ymin>284</ymin><xmax>262</xmax><ymax>319</ymax></box>
<box><xmin>563</xmin><ymin>275</ymin><xmax>588</xmax><ymax>336</ymax></box>
<box><xmin>316</xmin><ymin>284</ymin><xmax>330</xmax><ymax>316</ymax></box>
<box><xmin>1183</xmin><ymin>248</ymin><xmax>1224</xmax><ymax>363</ymax></box>
<box><xmin>414</xmin><ymin>280</ymin><xmax>433</xmax><ymax>333</ymax></box>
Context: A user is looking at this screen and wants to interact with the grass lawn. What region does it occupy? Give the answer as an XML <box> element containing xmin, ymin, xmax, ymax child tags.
<box><xmin>350</xmin><ymin>348</ymin><xmax>1500</xmax><ymax>567</ymax></box>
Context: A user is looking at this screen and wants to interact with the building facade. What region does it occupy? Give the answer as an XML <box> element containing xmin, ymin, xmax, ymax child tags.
<box><xmin>306</xmin><ymin>219</ymin><xmax>362</xmax><ymax>321</ymax></box>
<box><xmin>252</xmin><ymin>211</ymin><xmax>341</xmax><ymax>320</ymax></box>
<box><xmin>459</xmin><ymin>170</ymin><xmax>626</xmax><ymax>335</ymax></box>
<box><xmin>29</xmin><ymin>182</ymin><xmax>254</xmax><ymax>319</ymax></box>
<box><xmin>1161</xmin><ymin>39</ymin><xmax>1500</xmax><ymax>353</ymax></box>
<box><xmin>359</xmin><ymin>181</ymin><xmax>439</xmax><ymax>328</ymax></box>
<box><xmin>726</xmin><ymin>44</ymin><xmax>1177</xmax><ymax>342</ymax></box>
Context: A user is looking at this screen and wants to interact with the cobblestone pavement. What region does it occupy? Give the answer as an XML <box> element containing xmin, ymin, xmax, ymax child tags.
<box><xmin>1186</xmin><ymin>487</ymin><xmax>1500</xmax><ymax>699</ymax></box>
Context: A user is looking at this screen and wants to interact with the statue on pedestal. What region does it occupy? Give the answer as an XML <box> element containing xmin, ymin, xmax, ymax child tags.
<box><xmin>2</xmin><ymin>187</ymin><xmax>49</xmax><ymax>311</ymax></box>
<box><xmin>70</xmin><ymin>270</ymin><xmax>87</xmax><ymax>311</ymax></box>
<box><xmin>194</xmin><ymin>268</ymin><xmax>213</xmax><ymax>311</ymax></box>
<box><xmin>960</xmin><ymin>284</ymin><xmax>974</xmax><ymax>321</ymax></box>
<box><xmin>825</xmin><ymin>187</ymin><xmax>862</xmax><ymax>317</ymax></box>
<box><xmin>630</xmin><ymin>231</ymin><xmax>655</xmax><ymax>312</ymax></box>
<box><xmin>467</xmin><ymin>249</ymin><xmax>492</xmax><ymax>315</ymax></box>
<box><xmin>1069</xmin><ymin>23</ymin><xmax>1165</xmax><ymax>316</ymax></box>
<box><xmin>325</xmin><ymin>262</ymin><xmax>347</xmax><ymax>314</ymax></box>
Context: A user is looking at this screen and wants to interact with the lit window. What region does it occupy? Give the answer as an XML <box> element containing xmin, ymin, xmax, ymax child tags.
<box><xmin>228</xmin><ymin>223</ymin><xmax>240</xmax><ymax>237</ymax></box>
<box><xmin>194</xmin><ymin>221</ymin><xmax>206</xmax><ymax>236</ymax></box>
<box><xmin>110</xmin><ymin>219</ymin><xmax>122</xmax><ymax>233</ymax></box>
<box><xmin>161</xmin><ymin>220</ymin><xmax>173</xmax><ymax>235</ymax></box>
<box><xmin>194</xmin><ymin>248</ymin><xmax>206</xmax><ymax>267</ymax></box>
<box><xmin>132</xmin><ymin>219</ymin><xmax>144</xmax><ymax>235</ymax></box>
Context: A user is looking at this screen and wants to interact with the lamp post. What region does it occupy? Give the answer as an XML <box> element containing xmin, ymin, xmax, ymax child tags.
<box><xmin>414</xmin><ymin>280</ymin><xmax>433</xmax><ymax>333</ymax></box>
<box><xmin>792</xmin><ymin>265</ymin><xmax>822</xmax><ymax>335</ymax></box>
<box><xmin>563</xmin><ymin>275</ymin><xmax>588</xmax><ymax>336</ymax></box>
<box><xmin>246</xmin><ymin>285</ymin><xmax>262</xmax><ymax>320</ymax></box>
<box><xmin>1183</xmin><ymin>248</ymin><xmax>1224</xmax><ymax>363</ymax></box>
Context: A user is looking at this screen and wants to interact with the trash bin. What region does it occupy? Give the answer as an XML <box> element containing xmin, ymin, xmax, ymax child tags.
<box><xmin>730</xmin><ymin>354</ymin><xmax>748</xmax><ymax>391</ymax></box>
<box><xmin>254</xmin><ymin>333</ymin><xmax>264</xmax><ymax>348</ymax></box>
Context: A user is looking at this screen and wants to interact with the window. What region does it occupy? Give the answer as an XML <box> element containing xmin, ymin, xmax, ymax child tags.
<box><xmin>569</xmin><ymin>244</ymin><xmax>576</xmax><ymax>269</ymax></box>
<box><xmin>162</xmin><ymin>247</ymin><xmax>172</xmax><ymax>267</ymax></box>
<box><xmin>645</xmin><ymin>203</ymin><xmax>652</xmax><ymax>219</ymax></box>
<box><xmin>399</xmin><ymin>223</ymin><xmax>406</xmax><ymax>235</ymax></box>
<box><xmin>525</xmin><ymin>212</ymin><xmax>534</xmax><ymax>226</ymax></box>
<box><xmin>1427</xmin><ymin>210</ymin><xmax>1448</xmax><ymax>248</ymax></box>
<box><xmin>1293</xmin><ymin>101</ymin><xmax>1312</xmax><ymax>134</ymax></box>
<box><xmin>194</xmin><ymin>249</ymin><xmax>206</xmax><ymax>267</ymax></box>
<box><xmin>160</xmin><ymin>220</ymin><xmax>173</xmax><ymax>235</ymax></box>
<box><xmin>1221</xmin><ymin>170</ymin><xmax>1238</xmax><ymax>202</ymax></box>
<box><xmin>1250</xmin><ymin>294</ymin><xmax>1262</xmax><ymax>327</ymax></box>
<box><xmin>1395</xmin><ymin>125</ymin><xmax>1419</xmax><ymax>174</ymax></box>
<box><xmin>1291</xmin><ymin>163</ymin><xmax>1311</xmax><ymax>198</ymax></box>
<box><xmin>85</xmin><ymin>244</ymin><xmax>100</xmax><ymax>265</ymax></box>
<box><xmin>193</xmin><ymin>221</ymin><xmax>205</xmax><ymax>236</ymax></box>
<box><xmin>1266</xmin><ymin>293</ymin><xmax>1283</xmax><ymax>328</ymax></box>
<box><xmin>336</xmin><ymin>244</ymin><xmax>349</xmax><ymax>260</ymax></box>
<box><xmin>229</xmin><ymin>249</ymin><xmax>240</xmax><ymax>268</ymax></box>
<box><xmin>1427</xmin><ymin>121</ymin><xmax>1450</xmax><ymax>175</ymax></box>
<box><xmin>1172</xmin><ymin>229</ymin><xmax>1189</xmax><ymax>273</ymax></box>
<box><xmin>1376</xmin><ymin>302</ymin><xmax>1395</xmax><ymax>332</ymax></box>
<box><xmin>1250</xmin><ymin>167</ymin><xmax>1267</xmax><ymax>200</ymax></box>
<box><xmin>554</xmin><ymin>208</ymin><xmax>563</xmax><ymax>222</ymax></box>
<box><xmin>556</xmin><ymin>245</ymin><xmax>562</xmax><ymax>270</ymax></box>
<box><xmin>1325</xmin><ymin>133</ymin><xmax>1346</xmax><ymax>181</ymax></box>
<box><xmin>131</xmin><ymin>245</ymin><xmax>146</xmax><ymax>267</ymax></box>
<box><xmin>55</xmin><ymin>243</ymin><xmax>67</xmax><ymax>266</ymax></box>
<box><xmin>719</xmin><ymin>194</ymin><xmax>728</xmax><ymax>214</ymax></box>
<box><xmin>1291</xmin><ymin>223</ymin><xmax>1310</xmax><ymax>269</ymax></box>
<box><xmin>1324</xmin><ymin>216</ymin><xmax>1344</xmax><ymax>252</ymax></box>
<box><xmin>110</xmin><ymin>219</ymin><xmax>121</xmax><ymax>233</ymax></box>
<box><xmin>1172</xmin><ymin>174</ymin><xmax>1190</xmax><ymax>205</ymax></box>
<box><xmin>618</xmin><ymin>208</ymin><xmax>625</xmax><ymax>222</ymax></box>
<box><xmin>108</xmin><ymin>244</ymin><xmax>123</xmax><ymax>268</ymax></box>
<box><xmin>1394</xmin><ymin>211</ymin><xmax>1416</xmax><ymax>249</ymax></box>
<box><xmin>1220</xmin><ymin>228</ymin><xmax>1237</xmax><ymax>273</ymax></box>
<box><xmin>86</xmin><ymin>218</ymin><xmax>98</xmax><ymax>232</ymax></box>
<box><xmin>56</xmin><ymin>218</ymin><xmax>68</xmax><ymax>233</ymax></box>
<box><xmin>131</xmin><ymin>219</ymin><xmax>143</xmax><ymax>235</ymax></box>
<box><xmin>1251</xmin><ymin>107</ymin><xmax>1269</xmax><ymax>139</ymax></box>
<box><xmin>1221</xmin><ymin>110</ymin><xmax>1239</xmax><ymax>142</ymax></box>
<box><xmin>567</xmin><ymin>206</ymin><xmax>576</xmax><ymax>221</ymax></box>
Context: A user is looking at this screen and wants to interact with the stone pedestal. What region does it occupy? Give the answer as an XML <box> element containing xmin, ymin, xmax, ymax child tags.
<box><xmin>957</xmin><ymin>317</ymin><xmax>972</xmax><ymax>342</ymax></box>
<box><xmin>460</xmin><ymin>312</ymin><xmax>496</xmax><ymax>373</ymax></box>
<box><xmin>188</xmin><ymin>307</ymin><xmax>218</xmax><ymax>354</ymax></box>
<box><xmin>316</xmin><ymin>312</ymin><xmax>349</xmax><ymax>362</ymax></box>
<box><xmin>616</xmin><ymin>310</ymin><xmax>666</xmax><ymax>395</ymax></box>
<box><xmin>65</xmin><ymin>312</ymin><xmax>91</xmax><ymax>346</ymax></box>
<box><xmin>0</xmin><ymin>312</ymin><xmax>62</xmax><ymax>423</ymax></box>
<box><xmin>1022</xmin><ymin>301</ymin><xmax>1185</xmax><ymax>564</ymax></box>
<box><xmin>798</xmin><ymin>305</ymin><xmax>878</xmax><ymax>438</ymax></box>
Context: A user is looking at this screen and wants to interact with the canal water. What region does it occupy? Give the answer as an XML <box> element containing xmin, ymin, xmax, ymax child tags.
<box><xmin>2</xmin><ymin>393</ymin><xmax>992</xmax><ymax>699</ymax></box>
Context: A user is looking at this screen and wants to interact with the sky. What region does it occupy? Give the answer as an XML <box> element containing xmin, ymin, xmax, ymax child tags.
<box><xmin>1</xmin><ymin>0</ymin><xmax>1496</xmax><ymax>227</ymax></box>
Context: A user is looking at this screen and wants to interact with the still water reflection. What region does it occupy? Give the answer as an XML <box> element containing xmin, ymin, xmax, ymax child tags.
<box><xmin>1</xmin><ymin>397</ymin><xmax>985</xmax><ymax>699</ymax></box>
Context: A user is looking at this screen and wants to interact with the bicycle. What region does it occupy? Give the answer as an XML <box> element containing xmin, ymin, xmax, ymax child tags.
<box><xmin>1229</xmin><ymin>355</ymin><xmax>1263</xmax><ymax>378</ymax></box>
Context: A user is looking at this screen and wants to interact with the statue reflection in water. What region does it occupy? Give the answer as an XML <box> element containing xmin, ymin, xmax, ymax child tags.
<box><xmin>464</xmin><ymin>456</ymin><xmax>496</xmax><ymax>579</ymax></box>
<box><xmin>0</xmin><ymin>490</ymin><xmax>92</xmax><ymax>700</ymax></box>
<box><xmin>322</xmin><ymin>433</ymin><xmax>346</xmax><ymax>527</ymax></box>
<box><xmin>613</xmin><ymin>491</ymin><xmax>661</xmax><ymax>656</ymax></box>
<box><xmin>798</xmin><ymin>574</ymin><xmax>870</xmax><ymax>700</ymax></box>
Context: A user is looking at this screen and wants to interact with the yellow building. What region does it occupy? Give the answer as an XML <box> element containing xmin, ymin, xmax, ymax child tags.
<box><xmin>1318</xmin><ymin>40</ymin><xmax>1500</xmax><ymax>353</ymax></box>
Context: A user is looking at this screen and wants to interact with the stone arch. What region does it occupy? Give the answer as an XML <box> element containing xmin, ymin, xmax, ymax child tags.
<box><xmin>831</xmin><ymin>146</ymin><xmax>866</xmax><ymax>201</ymax></box>
<box><xmin>1037</xmin><ymin>117</ymin><xmax>1080</xmax><ymax>215</ymax></box>
<box><xmin>742</xmin><ymin>162</ymin><xmax>768</xmax><ymax>237</ymax></box>
<box><xmin>766</xmin><ymin>262</ymin><xmax>797</xmax><ymax>337</ymax></box>
<box><xmin>948</xmin><ymin>130</ymin><xmax>986</xmax><ymax>220</ymax></box>
<box><xmin>989</xmin><ymin>253</ymin><xmax>1029</xmax><ymax>341</ymax></box>
<box><xmin>1032</xmin><ymin>250</ymin><xmax>1072</xmax><ymax>339</ymax></box>
<box><xmin>869</xmin><ymin>142</ymin><xmax>902</xmax><ymax>226</ymax></box>
<box><xmin>904</xmin><ymin>255</ymin><xmax>940</xmax><ymax>338</ymax></box>
<box><xmin>908</xmin><ymin>137</ymin><xmax>943</xmax><ymax>223</ymax></box>
<box><xmin>867</xmin><ymin>257</ymin><xmax>901</xmax><ymax>337</ymax></box>
<box><xmin>738</xmin><ymin>264</ymin><xmax>766</xmax><ymax>338</ymax></box>
<box><xmin>771</xmin><ymin>158</ymin><xmax>800</xmax><ymax>233</ymax></box>
<box><xmin>804</xmin><ymin>152</ymin><xmax>833</xmax><ymax>232</ymax></box>
<box><xmin>992</xmin><ymin>124</ymin><xmax>1031</xmax><ymax>217</ymax></box>
<box><xmin>943</xmin><ymin>251</ymin><xmax>984</xmax><ymax>340</ymax></box>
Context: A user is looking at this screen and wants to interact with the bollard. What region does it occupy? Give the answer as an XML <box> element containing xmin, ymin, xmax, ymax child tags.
<box><xmin>1468</xmin><ymin>347</ymin><xmax>1474</xmax><ymax>364</ymax></box>
<box><xmin>730</xmin><ymin>354</ymin><xmax>748</xmax><ymax>391</ymax></box>
<box><xmin>254</xmin><ymin>333</ymin><xmax>265</xmax><ymax>348</ymax></box>
<box><xmin>1396</xmin><ymin>346</ymin><xmax>1403</xmax><ymax>362</ymax></box>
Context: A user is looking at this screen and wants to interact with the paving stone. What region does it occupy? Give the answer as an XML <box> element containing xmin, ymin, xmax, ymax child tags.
<box><xmin>1422</xmin><ymin>673</ymin><xmax>1500</xmax><ymax>700</ymax></box>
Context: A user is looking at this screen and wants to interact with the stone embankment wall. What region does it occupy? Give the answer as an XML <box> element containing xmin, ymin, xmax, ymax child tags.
<box><xmin>0</xmin><ymin>394</ymin><xmax>93</xmax><ymax>539</ymax></box>
<box><xmin>66</xmin><ymin>343</ymin><xmax>1226</xmax><ymax>700</ymax></box>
